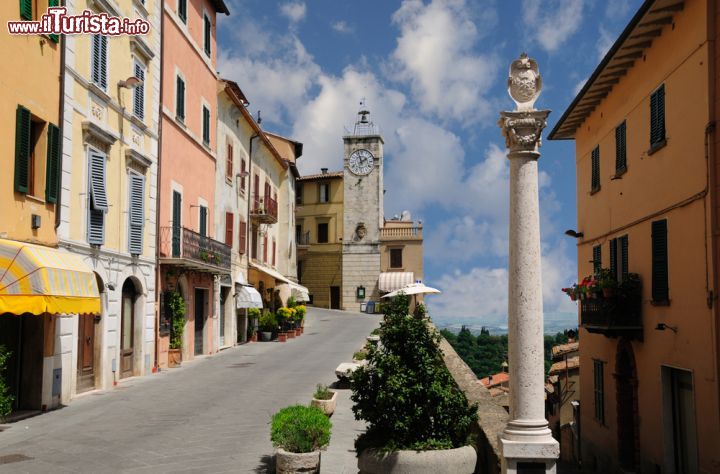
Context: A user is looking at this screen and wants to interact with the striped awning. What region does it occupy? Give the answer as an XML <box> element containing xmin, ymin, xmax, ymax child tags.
<box><xmin>0</xmin><ymin>240</ymin><xmax>101</xmax><ymax>315</ymax></box>
<box><xmin>289</xmin><ymin>282</ymin><xmax>310</xmax><ymax>302</ymax></box>
<box><xmin>378</xmin><ymin>272</ymin><xmax>414</xmax><ymax>293</ymax></box>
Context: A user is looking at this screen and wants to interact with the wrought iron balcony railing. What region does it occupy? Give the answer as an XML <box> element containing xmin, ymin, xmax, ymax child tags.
<box><xmin>580</xmin><ymin>285</ymin><xmax>642</xmax><ymax>340</ymax></box>
<box><xmin>159</xmin><ymin>226</ymin><xmax>231</xmax><ymax>272</ymax></box>
<box><xmin>250</xmin><ymin>195</ymin><xmax>278</xmax><ymax>224</ymax></box>
<box><xmin>296</xmin><ymin>231</ymin><xmax>311</xmax><ymax>246</ymax></box>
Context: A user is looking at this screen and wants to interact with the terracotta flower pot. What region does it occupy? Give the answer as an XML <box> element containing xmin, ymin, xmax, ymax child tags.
<box><xmin>168</xmin><ymin>348</ymin><xmax>182</xmax><ymax>368</ymax></box>
<box><xmin>602</xmin><ymin>287</ymin><xmax>614</xmax><ymax>298</ymax></box>
<box><xmin>278</xmin><ymin>332</ymin><xmax>287</xmax><ymax>342</ymax></box>
<box><xmin>287</xmin><ymin>329</ymin><xmax>295</xmax><ymax>339</ymax></box>
<box><xmin>295</xmin><ymin>328</ymin><xmax>302</xmax><ymax>337</ymax></box>
<box><xmin>250</xmin><ymin>333</ymin><xmax>258</xmax><ymax>342</ymax></box>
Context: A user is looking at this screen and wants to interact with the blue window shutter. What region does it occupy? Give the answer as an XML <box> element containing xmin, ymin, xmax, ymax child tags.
<box><xmin>45</xmin><ymin>123</ymin><xmax>61</xmax><ymax>203</ymax></box>
<box><xmin>128</xmin><ymin>173</ymin><xmax>145</xmax><ymax>255</ymax></box>
<box><xmin>14</xmin><ymin>105</ymin><xmax>31</xmax><ymax>194</ymax></box>
<box><xmin>133</xmin><ymin>61</ymin><xmax>145</xmax><ymax>120</ymax></box>
<box><xmin>88</xmin><ymin>151</ymin><xmax>109</xmax><ymax>211</ymax></box>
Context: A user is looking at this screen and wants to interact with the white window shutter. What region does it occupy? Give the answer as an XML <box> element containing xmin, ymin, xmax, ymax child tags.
<box><xmin>128</xmin><ymin>173</ymin><xmax>145</xmax><ymax>255</ymax></box>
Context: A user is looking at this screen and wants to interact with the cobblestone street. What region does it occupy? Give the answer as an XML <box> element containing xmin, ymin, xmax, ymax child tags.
<box><xmin>0</xmin><ymin>308</ymin><xmax>378</xmax><ymax>473</ymax></box>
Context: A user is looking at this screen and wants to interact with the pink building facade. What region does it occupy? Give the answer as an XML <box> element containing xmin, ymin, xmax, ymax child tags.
<box><xmin>156</xmin><ymin>0</ymin><xmax>230</xmax><ymax>368</ymax></box>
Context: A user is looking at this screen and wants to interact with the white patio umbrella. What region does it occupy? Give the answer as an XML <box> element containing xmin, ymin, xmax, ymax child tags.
<box><xmin>382</xmin><ymin>282</ymin><xmax>441</xmax><ymax>298</ymax></box>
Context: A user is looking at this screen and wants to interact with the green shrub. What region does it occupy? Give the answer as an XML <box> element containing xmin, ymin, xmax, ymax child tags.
<box><xmin>313</xmin><ymin>384</ymin><xmax>333</xmax><ymax>400</ymax></box>
<box><xmin>248</xmin><ymin>307</ymin><xmax>261</xmax><ymax>319</ymax></box>
<box><xmin>0</xmin><ymin>345</ymin><xmax>13</xmax><ymax>419</ymax></box>
<box><xmin>167</xmin><ymin>292</ymin><xmax>185</xmax><ymax>350</ymax></box>
<box><xmin>351</xmin><ymin>294</ymin><xmax>478</xmax><ymax>453</ymax></box>
<box><xmin>352</xmin><ymin>351</ymin><xmax>367</xmax><ymax>361</ymax></box>
<box><xmin>259</xmin><ymin>312</ymin><xmax>278</xmax><ymax>332</ymax></box>
<box><xmin>287</xmin><ymin>296</ymin><xmax>297</xmax><ymax>308</ymax></box>
<box><xmin>271</xmin><ymin>405</ymin><xmax>332</xmax><ymax>453</ymax></box>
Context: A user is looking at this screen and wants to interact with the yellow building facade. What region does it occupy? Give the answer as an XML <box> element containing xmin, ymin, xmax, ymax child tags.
<box><xmin>549</xmin><ymin>0</ymin><xmax>720</xmax><ymax>471</ymax></box>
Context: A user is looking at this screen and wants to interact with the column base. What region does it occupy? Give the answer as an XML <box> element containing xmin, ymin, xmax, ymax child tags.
<box><xmin>500</xmin><ymin>435</ymin><xmax>559</xmax><ymax>474</ymax></box>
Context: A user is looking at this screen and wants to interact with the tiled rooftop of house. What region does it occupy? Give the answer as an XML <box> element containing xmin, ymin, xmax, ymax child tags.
<box><xmin>549</xmin><ymin>356</ymin><xmax>580</xmax><ymax>376</ymax></box>
<box><xmin>480</xmin><ymin>371</ymin><xmax>510</xmax><ymax>388</ymax></box>
<box><xmin>551</xmin><ymin>341</ymin><xmax>579</xmax><ymax>359</ymax></box>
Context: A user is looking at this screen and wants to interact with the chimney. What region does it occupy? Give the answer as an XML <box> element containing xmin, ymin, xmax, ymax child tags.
<box><xmin>321</xmin><ymin>168</ymin><xmax>328</xmax><ymax>174</ymax></box>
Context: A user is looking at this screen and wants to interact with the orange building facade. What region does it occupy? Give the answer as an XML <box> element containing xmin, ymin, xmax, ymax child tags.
<box><xmin>156</xmin><ymin>0</ymin><xmax>230</xmax><ymax>367</ymax></box>
<box><xmin>550</xmin><ymin>0</ymin><xmax>720</xmax><ymax>472</ymax></box>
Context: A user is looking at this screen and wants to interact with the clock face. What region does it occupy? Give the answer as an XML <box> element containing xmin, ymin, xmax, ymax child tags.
<box><xmin>348</xmin><ymin>149</ymin><xmax>375</xmax><ymax>175</ymax></box>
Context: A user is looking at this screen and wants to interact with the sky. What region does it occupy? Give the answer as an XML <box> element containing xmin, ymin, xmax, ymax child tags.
<box><xmin>216</xmin><ymin>0</ymin><xmax>643</xmax><ymax>330</ymax></box>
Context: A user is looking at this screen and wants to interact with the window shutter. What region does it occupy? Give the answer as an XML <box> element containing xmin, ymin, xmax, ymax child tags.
<box><xmin>238</xmin><ymin>220</ymin><xmax>247</xmax><ymax>254</ymax></box>
<box><xmin>178</xmin><ymin>0</ymin><xmax>187</xmax><ymax>22</ymax></box>
<box><xmin>99</xmin><ymin>36</ymin><xmax>108</xmax><ymax>90</ymax></box>
<box><xmin>133</xmin><ymin>61</ymin><xmax>145</xmax><ymax>120</ymax></box>
<box><xmin>88</xmin><ymin>208</ymin><xmax>105</xmax><ymax>245</ymax></box>
<box><xmin>176</xmin><ymin>76</ymin><xmax>185</xmax><ymax>120</ymax></box>
<box><xmin>88</xmin><ymin>151</ymin><xmax>109</xmax><ymax>212</ymax></box>
<box><xmin>128</xmin><ymin>173</ymin><xmax>145</xmax><ymax>255</ymax></box>
<box><xmin>263</xmin><ymin>235</ymin><xmax>268</xmax><ymax>262</ymax></box>
<box><xmin>226</xmin><ymin>143</ymin><xmax>233</xmax><ymax>178</ymax></box>
<box><xmin>272</xmin><ymin>239</ymin><xmax>276</xmax><ymax>266</ymax></box>
<box><xmin>225</xmin><ymin>212</ymin><xmax>233</xmax><ymax>246</ymax></box>
<box><xmin>92</xmin><ymin>35</ymin><xmax>108</xmax><ymax>90</ymax></box>
<box><xmin>240</xmin><ymin>159</ymin><xmax>246</xmax><ymax>190</ymax></box>
<box><xmin>204</xmin><ymin>15</ymin><xmax>211</xmax><ymax>55</ymax></box>
<box><xmin>652</xmin><ymin>219</ymin><xmax>669</xmax><ymax>302</ymax></box>
<box><xmin>14</xmin><ymin>105</ymin><xmax>31</xmax><ymax>194</ymax></box>
<box><xmin>20</xmin><ymin>0</ymin><xmax>32</xmax><ymax>20</ymax></box>
<box><xmin>48</xmin><ymin>0</ymin><xmax>59</xmax><ymax>42</ymax></box>
<box><xmin>202</xmin><ymin>106</ymin><xmax>210</xmax><ymax>144</ymax></box>
<box><xmin>199</xmin><ymin>206</ymin><xmax>207</xmax><ymax>237</ymax></box>
<box><xmin>172</xmin><ymin>191</ymin><xmax>182</xmax><ymax>257</ymax></box>
<box><xmin>650</xmin><ymin>85</ymin><xmax>665</xmax><ymax>146</ymax></box>
<box><xmin>620</xmin><ymin>235</ymin><xmax>629</xmax><ymax>281</ymax></box>
<box><xmin>45</xmin><ymin>123</ymin><xmax>61</xmax><ymax>203</ymax></box>
<box><xmin>615</xmin><ymin>121</ymin><xmax>626</xmax><ymax>173</ymax></box>
<box><xmin>592</xmin><ymin>245</ymin><xmax>601</xmax><ymax>275</ymax></box>
<box><xmin>591</xmin><ymin>146</ymin><xmax>600</xmax><ymax>192</ymax></box>
<box><xmin>609</xmin><ymin>238</ymin><xmax>618</xmax><ymax>280</ymax></box>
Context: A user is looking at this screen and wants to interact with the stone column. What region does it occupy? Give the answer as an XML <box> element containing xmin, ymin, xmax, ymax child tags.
<box><xmin>498</xmin><ymin>54</ymin><xmax>559</xmax><ymax>473</ymax></box>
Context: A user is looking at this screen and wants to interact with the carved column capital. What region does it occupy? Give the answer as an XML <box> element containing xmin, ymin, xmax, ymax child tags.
<box><xmin>498</xmin><ymin>110</ymin><xmax>550</xmax><ymax>155</ymax></box>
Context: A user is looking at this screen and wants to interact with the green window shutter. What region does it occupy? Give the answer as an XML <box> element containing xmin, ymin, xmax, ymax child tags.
<box><xmin>591</xmin><ymin>146</ymin><xmax>600</xmax><ymax>192</ymax></box>
<box><xmin>650</xmin><ymin>84</ymin><xmax>666</xmax><ymax>147</ymax></box>
<box><xmin>176</xmin><ymin>76</ymin><xmax>185</xmax><ymax>121</ymax></box>
<box><xmin>128</xmin><ymin>173</ymin><xmax>145</xmax><ymax>256</ymax></box>
<box><xmin>19</xmin><ymin>0</ymin><xmax>32</xmax><ymax>20</ymax></box>
<box><xmin>202</xmin><ymin>106</ymin><xmax>210</xmax><ymax>144</ymax></box>
<box><xmin>615</xmin><ymin>121</ymin><xmax>626</xmax><ymax>173</ymax></box>
<box><xmin>652</xmin><ymin>219</ymin><xmax>669</xmax><ymax>302</ymax></box>
<box><xmin>199</xmin><ymin>206</ymin><xmax>207</xmax><ymax>237</ymax></box>
<box><xmin>172</xmin><ymin>191</ymin><xmax>182</xmax><ymax>257</ymax></box>
<box><xmin>609</xmin><ymin>238</ymin><xmax>618</xmax><ymax>280</ymax></box>
<box><xmin>619</xmin><ymin>235</ymin><xmax>629</xmax><ymax>281</ymax></box>
<box><xmin>48</xmin><ymin>0</ymin><xmax>59</xmax><ymax>42</ymax></box>
<box><xmin>14</xmin><ymin>105</ymin><xmax>31</xmax><ymax>194</ymax></box>
<box><xmin>178</xmin><ymin>0</ymin><xmax>187</xmax><ymax>23</ymax></box>
<box><xmin>592</xmin><ymin>245</ymin><xmax>601</xmax><ymax>275</ymax></box>
<box><xmin>45</xmin><ymin>123</ymin><xmax>61</xmax><ymax>203</ymax></box>
<box><xmin>204</xmin><ymin>15</ymin><xmax>211</xmax><ymax>56</ymax></box>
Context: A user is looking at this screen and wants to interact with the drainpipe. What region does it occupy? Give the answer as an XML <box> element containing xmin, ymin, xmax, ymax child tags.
<box><xmin>55</xmin><ymin>1</ymin><xmax>66</xmax><ymax>231</ymax></box>
<box><xmin>153</xmin><ymin>3</ymin><xmax>166</xmax><ymax>373</ymax></box>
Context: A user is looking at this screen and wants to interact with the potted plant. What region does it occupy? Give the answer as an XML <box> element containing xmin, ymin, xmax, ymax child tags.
<box><xmin>296</xmin><ymin>305</ymin><xmax>306</xmax><ymax>334</ymax></box>
<box><xmin>310</xmin><ymin>384</ymin><xmax>337</xmax><ymax>416</ymax></box>
<box><xmin>271</xmin><ymin>405</ymin><xmax>331</xmax><ymax>474</ymax></box>
<box><xmin>351</xmin><ymin>294</ymin><xmax>478</xmax><ymax>473</ymax></box>
<box><xmin>0</xmin><ymin>345</ymin><xmax>14</xmax><ymax>421</ymax></box>
<box><xmin>247</xmin><ymin>307</ymin><xmax>261</xmax><ymax>342</ymax></box>
<box><xmin>597</xmin><ymin>268</ymin><xmax>618</xmax><ymax>298</ymax></box>
<box><xmin>277</xmin><ymin>307</ymin><xmax>293</xmax><ymax>339</ymax></box>
<box><xmin>259</xmin><ymin>311</ymin><xmax>277</xmax><ymax>342</ymax></box>
<box><xmin>167</xmin><ymin>291</ymin><xmax>185</xmax><ymax>367</ymax></box>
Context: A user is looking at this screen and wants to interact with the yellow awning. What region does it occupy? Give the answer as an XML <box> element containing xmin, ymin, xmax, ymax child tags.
<box><xmin>0</xmin><ymin>240</ymin><xmax>101</xmax><ymax>315</ymax></box>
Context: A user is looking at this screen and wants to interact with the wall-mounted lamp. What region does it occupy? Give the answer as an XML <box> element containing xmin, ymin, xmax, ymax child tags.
<box><xmin>118</xmin><ymin>76</ymin><xmax>143</xmax><ymax>89</ymax></box>
<box><xmin>565</xmin><ymin>229</ymin><xmax>584</xmax><ymax>239</ymax></box>
<box><xmin>655</xmin><ymin>323</ymin><xmax>678</xmax><ymax>333</ymax></box>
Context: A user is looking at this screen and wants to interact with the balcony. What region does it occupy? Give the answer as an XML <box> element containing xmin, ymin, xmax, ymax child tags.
<box><xmin>580</xmin><ymin>286</ymin><xmax>643</xmax><ymax>340</ymax></box>
<box><xmin>250</xmin><ymin>195</ymin><xmax>278</xmax><ymax>224</ymax></box>
<box><xmin>159</xmin><ymin>226</ymin><xmax>231</xmax><ymax>273</ymax></box>
<box><xmin>380</xmin><ymin>226</ymin><xmax>423</xmax><ymax>241</ymax></box>
<box><xmin>296</xmin><ymin>231</ymin><xmax>310</xmax><ymax>246</ymax></box>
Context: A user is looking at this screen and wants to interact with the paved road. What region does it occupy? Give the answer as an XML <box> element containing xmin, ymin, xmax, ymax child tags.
<box><xmin>0</xmin><ymin>308</ymin><xmax>379</xmax><ymax>473</ymax></box>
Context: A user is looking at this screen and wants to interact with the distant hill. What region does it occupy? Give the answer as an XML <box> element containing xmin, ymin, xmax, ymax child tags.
<box><xmin>433</xmin><ymin>311</ymin><xmax>577</xmax><ymax>336</ymax></box>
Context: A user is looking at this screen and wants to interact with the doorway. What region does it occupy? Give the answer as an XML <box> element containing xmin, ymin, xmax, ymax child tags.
<box><xmin>120</xmin><ymin>280</ymin><xmax>136</xmax><ymax>378</ymax></box>
<box><xmin>616</xmin><ymin>339</ymin><xmax>638</xmax><ymax>471</ymax></box>
<box><xmin>0</xmin><ymin>314</ymin><xmax>43</xmax><ymax>411</ymax></box>
<box><xmin>76</xmin><ymin>315</ymin><xmax>96</xmax><ymax>393</ymax></box>
<box><xmin>194</xmin><ymin>288</ymin><xmax>206</xmax><ymax>355</ymax></box>
<box><xmin>220</xmin><ymin>287</ymin><xmax>230</xmax><ymax>347</ymax></box>
<box><xmin>330</xmin><ymin>286</ymin><xmax>340</xmax><ymax>309</ymax></box>
<box><xmin>662</xmin><ymin>366</ymin><xmax>699</xmax><ymax>473</ymax></box>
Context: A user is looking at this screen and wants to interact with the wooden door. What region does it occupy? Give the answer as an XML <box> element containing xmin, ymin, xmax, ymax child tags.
<box><xmin>77</xmin><ymin>316</ymin><xmax>96</xmax><ymax>392</ymax></box>
<box><xmin>121</xmin><ymin>281</ymin><xmax>135</xmax><ymax>378</ymax></box>
<box><xmin>194</xmin><ymin>289</ymin><xmax>205</xmax><ymax>355</ymax></box>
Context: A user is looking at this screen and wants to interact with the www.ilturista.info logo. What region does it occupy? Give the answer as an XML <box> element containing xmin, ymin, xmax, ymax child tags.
<box><xmin>8</xmin><ymin>7</ymin><xmax>150</xmax><ymax>36</ymax></box>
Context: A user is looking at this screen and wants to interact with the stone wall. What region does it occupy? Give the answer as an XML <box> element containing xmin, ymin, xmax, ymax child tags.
<box><xmin>301</xmin><ymin>252</ymin><xmax>342</xmax><ymax>308</ymax></box>
<box><xmin>438</xmin><ymin>333</ymin><xmax>507</xmax><ymax>474</ymax></box>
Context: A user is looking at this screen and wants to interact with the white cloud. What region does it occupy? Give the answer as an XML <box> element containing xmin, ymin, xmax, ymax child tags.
<box><xmin>332</xmin><ymin>20</ymin><xmax>352</xmax><ymax>34</ymax></box>
<box><xmin>573</xmin><ymin>77</ymin><xmax>587</xmax><ymax>95</ymax></box>
<box><xmin>596</xmin><ymin>26</ymin><xmax>614</xmax><ymax>61</ymax></box>
<box><xmin>280</xmin><ymin>1</ymin><xmax>306</xmax><ymax>23</ymax></box>
<box><xmin>389</xmin><ymin>0</ymin><xmax>498</xmax><ymax>124</ymax></box>
<box><xmin>522</xmin><ymin>0</ymin><xmax>586</xmax><ymax>52</ymax></box>
<box><xmin>604</xmin><ymin>0</ymin><xmax>632</xmax><ymax>21</ymax></box>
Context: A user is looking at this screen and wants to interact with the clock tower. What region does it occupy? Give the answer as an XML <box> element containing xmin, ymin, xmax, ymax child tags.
<box><xmin>341</xmin><ymin>102</ymin><xmax>384</xmax><ymax>311</ymax></box>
